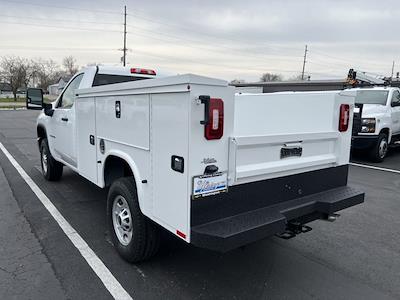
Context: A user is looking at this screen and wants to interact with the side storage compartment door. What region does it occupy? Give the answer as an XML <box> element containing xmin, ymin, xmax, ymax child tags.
<box><xmin>76</xmin><ymin>97</ymin><xmax>98</xmax><ymax>183</ymax></box>
<box><xmin>151</xmin><ymin>92</ymin><xmax>190</xmax><ymax>237</ymax></box>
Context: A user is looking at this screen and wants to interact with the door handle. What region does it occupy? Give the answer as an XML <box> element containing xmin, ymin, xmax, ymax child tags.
<box><xmin>61</xmin><ymin>117</ymin><xmax>68</xmax><ymax>122</ymax></box>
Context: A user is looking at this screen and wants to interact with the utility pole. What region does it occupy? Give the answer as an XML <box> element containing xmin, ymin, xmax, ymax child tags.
<box><xmin>301</xmin><ymin>45</ymin><xmax>308</xmax><ymax>80</ymax></box>
<box><xmin>123</xmin><ymin>5</ymin><xmax>127</xmax><ymax>66</ymax></box>
<box><xmin>391</xmin><ymin>60</ymin><xmax>395</xmax><ymax>79</ymax></box>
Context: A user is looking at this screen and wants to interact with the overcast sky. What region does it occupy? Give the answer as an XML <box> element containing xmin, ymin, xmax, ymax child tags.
<box><xmin>0</xmin><ymin>0</ymin><xmax>399</xmax><ymax>82</ymax></box>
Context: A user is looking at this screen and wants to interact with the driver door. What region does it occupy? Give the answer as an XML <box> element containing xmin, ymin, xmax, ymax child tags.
<box><xmin>390</xmin><ymin>90</ymin><xmax>400</xmax><ymax>135</ymax></box>
<box><xmin>51</xmin><ymin>73</ymin><xmax>84</xmax><ymax>168</ymax></box>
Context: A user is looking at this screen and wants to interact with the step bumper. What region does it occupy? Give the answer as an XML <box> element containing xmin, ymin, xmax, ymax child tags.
<box><xmin>191</xmin><ymin>186</ymin><xmax>364</xmax><ymax>252</ymax></box>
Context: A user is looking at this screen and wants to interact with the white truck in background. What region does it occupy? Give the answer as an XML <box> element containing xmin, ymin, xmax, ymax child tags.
<box><xmin>26</xmin><ymin>66</ymin><xmax>364</xmax><ymax>262</ymax></box>
<box><xmin>350</xmin><ymin>87</ymin><xmax>400</xmax><ymax>162</ymax></box>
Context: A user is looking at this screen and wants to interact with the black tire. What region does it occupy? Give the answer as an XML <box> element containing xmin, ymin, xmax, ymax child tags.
<box><xmin>369</xmin><ymin>133</ymin><xmax>388</xmax><ymax>162</ymax></box>
<box><xmin>107</xmin><ymin>177</ymin><xmax>160</xmax><ymax>262</ymax></box>
<box><xmin>40</xmin><ymin>138</ymin><xmax>63</xmax><ymax>181</ymax></box>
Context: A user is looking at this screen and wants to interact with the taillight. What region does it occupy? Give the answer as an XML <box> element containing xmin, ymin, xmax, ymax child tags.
<box><xmin>339</xmin><ymin>104</ymin><xmax>350</xmax><ymax>132</ymax></box>
<box><xmin>200</xmin><ymin>96</ymin><xmax>224</xmax><ymax>140</ymax></box>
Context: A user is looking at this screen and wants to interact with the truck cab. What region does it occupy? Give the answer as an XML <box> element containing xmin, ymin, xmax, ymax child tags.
<box><xmin>351</xmin><ymin>87</ymin><xmax>400</xmax><ymax>161</ymax></box>
<box><xmin>34</xmin><ymin>66</ymin><xmax>157</xmax><ymax>170</ymax></box>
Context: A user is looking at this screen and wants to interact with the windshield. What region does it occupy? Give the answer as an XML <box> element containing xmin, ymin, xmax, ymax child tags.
<box><xmin>355</xmin><ymin>90</ymin><xmax>389</xmax><ymax>105</ymax></box>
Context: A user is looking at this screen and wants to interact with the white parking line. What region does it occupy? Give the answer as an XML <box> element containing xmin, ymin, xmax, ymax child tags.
<box><xmin>350</xmin><ymin>162</ymin><xmax>400</xmax><ymax>174</ymax></box>
<box><xmin>0</xmin><ymin>142</ymin><xmax>133</xmax><ymax>300</ymax></box>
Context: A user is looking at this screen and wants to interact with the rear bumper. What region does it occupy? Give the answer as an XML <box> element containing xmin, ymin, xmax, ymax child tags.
<box><xmin>190</xmin><ymin>165</ymin><xmax>364</xmax><ymax>252</ymax></box>
<box><xmin>351</xmin><ymin>135</ymin><xmax>379</xmax><ymax>149</ymax></box>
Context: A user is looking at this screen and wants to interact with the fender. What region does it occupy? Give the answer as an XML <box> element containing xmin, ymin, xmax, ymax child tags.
<box><xmin>36</xmin><ymin>124</ymin><xmax>47</xmax><ymax>149</ymax></box>
<box><xmin>101</xmin><ymin>149</ymin><xmax>149</xmax><ymax>216</ymax></box>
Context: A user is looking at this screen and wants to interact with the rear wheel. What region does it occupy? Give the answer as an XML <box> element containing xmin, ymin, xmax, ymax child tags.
<box><xmin>107</xmin><ymin>177</ymin><xmax>160</xmax><ymax>262</ymax></box>
<box><xmin>40</xmin><ymin>138</ymin><xmax>63</xmax><ymax>181</ymax></box>
<box><xmin>369</xmin><ymin>133</ymin><xmax>388</xmax><ymax>162</ymax></box>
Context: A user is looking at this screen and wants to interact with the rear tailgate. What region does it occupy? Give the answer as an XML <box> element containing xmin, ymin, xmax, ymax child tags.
<box><xmin>229</xmin><ymin>91</ymin><xmax>354</xmax><ymax>185</ymax></box>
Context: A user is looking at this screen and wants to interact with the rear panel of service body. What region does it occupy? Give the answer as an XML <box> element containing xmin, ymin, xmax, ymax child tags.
<box><xmin>230</xmin><ymin>92</ymin><xmax>354</xmax><ymax>185</ymax></box>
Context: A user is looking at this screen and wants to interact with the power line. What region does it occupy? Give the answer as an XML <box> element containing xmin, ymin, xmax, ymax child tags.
<box><xmin>0</xmin><ymin>0</ymin><xmax>303</xmax><ymax>55</ymax></box>
<box><xmin>127</xmin><ymin>11</ymin><xmax>303</xmax><ymax>53</ymax></box>
<box><xmin>128</xmin><ymin>11</ymin><xmax>396</xmax><ymax>73</ymax></box>
<box><xmin>0</xmin><ymin>0</ymin><xmax>122</xmax><ymax>15</ymax></box>
<box><xmin>1</xmin><ymin>0</ymin><xmax>392</xmax><ymax>75</ymax></box>
<box><xmin>0</xmin><ymin>20</ymin><xmax>122</xmax><ymax>33</ymax></box>
<box><xmin>0</xmin><ymin>13</ymin><xmax>122</xmax><ymax>26</ymax></box>
<box><xmin>0</xmin><ymin>17</ymin><xmax>300</xmax><ymax>68</ymax></box>
<box><xmin>308</xmin><ymin>59</ymin><xmax>350</xmax><ymax>68</ymax></box>
<box><xmin>127</xmin><ymin>12</ymin><xmax>253</xmax><ymax>47</ymax></box>
<box><xmin>0</xmin><ymin>20</ymin><xmax>300</xmax><ymax>74</ymax></box>
<box><xmin>132</xmin><ymin>49</ymin><xmax>299</xmax><ymax>74</ymax></box>
<box><xmin>311</xmin><ymin>49</ymin><xmax>386</xmax><ymax>68</ymax></box>
<box><xmin>0</xmin><ymin>45</ymin><xmax>116</xmax><ymax>52</ymax></box>
<box><xmin>127</xmin><ymin>26</ymin><xmax>302</xmax><ymax>63</ymax></box>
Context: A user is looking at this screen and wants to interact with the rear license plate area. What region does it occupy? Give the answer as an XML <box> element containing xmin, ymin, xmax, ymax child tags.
<box><xmin>192</xmin><ymin>172</ymin><xmax>227</xmax><ymax>199</ymax></box>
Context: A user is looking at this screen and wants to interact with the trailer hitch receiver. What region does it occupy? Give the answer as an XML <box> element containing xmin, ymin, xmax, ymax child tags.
<box><xmin>275</xmin><ymin>220</ymin><xmax>312</xmax><ymax>240</ymax></box>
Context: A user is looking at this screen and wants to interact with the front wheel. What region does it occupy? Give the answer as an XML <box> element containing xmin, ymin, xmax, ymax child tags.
<box><xmin>369</xmin><ymin>133</ymin><xmax>388</xmax><ymax>162</ymax></box>
<box><xmin>107</xmin><ymin>177</ymin><xmax>160</xmax><ymax>262</ymax></box>
<box><xmin>40</xmin><ymin>138</ymin><xmax>63</xmax><ymax>181</ymax></box>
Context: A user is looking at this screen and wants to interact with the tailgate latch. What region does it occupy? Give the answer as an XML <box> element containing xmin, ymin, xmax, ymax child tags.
<box><xmin>280</xmin><ymin>142</ymin><xmax>303</xmax><ymax>159</ymax></box>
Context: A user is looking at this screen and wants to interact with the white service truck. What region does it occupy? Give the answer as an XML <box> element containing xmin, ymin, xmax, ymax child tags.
<box><xmin>351</xmin><ymin>87</ymin><xmax>400</xmax><ymax>162</ymax></box>
<box><xmin>26</xmin><ymin>66</ymin><xmax>364</xmax><ymax>262</ymax></box>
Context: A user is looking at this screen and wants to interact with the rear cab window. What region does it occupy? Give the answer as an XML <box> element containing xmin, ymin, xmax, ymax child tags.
<box><xmin>92</xmin><ymin>74</ymin><xmax>148</xmax><ymax>87</ymax></box>
<box><xmin>355</xmin><ymin>90</ymin><xmax>389</xmax><ymax>105</ymax></box>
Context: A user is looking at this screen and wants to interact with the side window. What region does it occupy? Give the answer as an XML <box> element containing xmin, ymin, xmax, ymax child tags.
<box><xmin>391</xmin><ymin>90</ymin><xmax>400</xmax><ymax>107</ymax></box>
<box><xmin>58</xmin><ymin>74</ymin><xmax>84</xmax><ymax>109</ymax></box>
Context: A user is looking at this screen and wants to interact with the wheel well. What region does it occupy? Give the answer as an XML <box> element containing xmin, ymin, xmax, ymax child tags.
<box><xmin>380</xmin><ymin>128</ymin><xmax>390</xmax><ymax>137</ymax></box>
<box><xmin>37</xmin><ymin>126</ymin><xmax>46</xmax><ymax>146</ymax></box>
<box><xmin>103</xmin><ymin>156</ymin><xmax>134</xmax><ymax>187</ymax></box>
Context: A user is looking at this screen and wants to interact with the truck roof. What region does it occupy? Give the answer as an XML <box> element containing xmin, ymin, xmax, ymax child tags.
<box><xmin>81</xmin><ymin>65</ymin><xmax>158</xmax><ymax>79</ymax></box>
<box><xmin>77</xmin><ymin>73</ymin><xmax>229</xmax><ymax>97</ymax></box>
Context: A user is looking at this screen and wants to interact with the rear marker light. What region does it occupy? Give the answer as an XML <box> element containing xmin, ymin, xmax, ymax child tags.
<box><xmin>339</xmin><ymin>104</ymin><xmax>350</xmax><ymax>132</ymax></box>
<box><xmin>176</xmin><ymin>230</ymin><xmax>186</xmax><ymax>239</ymax></box>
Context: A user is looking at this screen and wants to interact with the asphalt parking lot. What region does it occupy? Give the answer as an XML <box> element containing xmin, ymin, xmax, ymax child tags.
<box><xmin>0</xmin><ymin>110</ymin><xmax>399</xmax><ymax>300</ymax></box>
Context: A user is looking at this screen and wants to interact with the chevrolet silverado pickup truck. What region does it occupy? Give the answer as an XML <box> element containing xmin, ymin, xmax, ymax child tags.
<box><xmin>26</xmin><ymin>66</ymin><xmax>364</xmax><ymax>262</ymax></box>
<box><xmin>351</xmin><ymin>87</ymin><xmax>400</xmax><ymax>162</ymax></box>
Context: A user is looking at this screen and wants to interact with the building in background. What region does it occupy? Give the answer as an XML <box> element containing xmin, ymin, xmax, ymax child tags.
<box><xmin>0</xmin><ymin>82</ymin><xmax>12</xmax><ymax>94</ymax></box>
<box><xmin>48</xmin><ymin>76</ymin><xmax>72</xmax><ymax>96</ymax></box>
<box><xmin>48</xmin><ymin>83</ymin><xmax>59</xmax><ymax>96</ymax></box>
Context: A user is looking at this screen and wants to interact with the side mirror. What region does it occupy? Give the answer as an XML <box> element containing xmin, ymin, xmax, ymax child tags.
<box><xmin>43</xmin><ymin>103</ymin><xmax>54</xmax><ymax>117</ymax></box>
<box><xmin>26</xmin><ymin>88</ymin><xmax>43</xmax><ymax>110</ymax></box>
<box><xmin>391</xmin><ymin>101</ymin><xmax>400</xmax><ymax>107</ymax></box>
